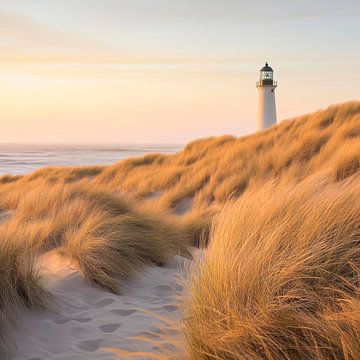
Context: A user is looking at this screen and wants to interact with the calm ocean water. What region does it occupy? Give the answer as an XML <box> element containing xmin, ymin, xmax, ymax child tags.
<box><xmin>0</xmin><ymin>144</ymin><xmax>182</xmax><ymax>175</ymax></box>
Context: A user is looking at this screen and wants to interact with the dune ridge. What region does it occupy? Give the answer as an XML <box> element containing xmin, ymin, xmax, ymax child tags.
<box><xmin>3</xmin><ymin>101</ymin><xmax>359</xmax><ymax>244</ymax></box>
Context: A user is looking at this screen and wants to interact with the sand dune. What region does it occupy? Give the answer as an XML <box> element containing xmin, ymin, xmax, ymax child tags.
<box><xmin>10</xmin><ymin>251</ymin><xmax>190</xmax><ymax>360</ymax></box>
<box><xmin>1</xmin><ymin>101</ymin><xmax>360</xmax><ymax>359</ymax></box>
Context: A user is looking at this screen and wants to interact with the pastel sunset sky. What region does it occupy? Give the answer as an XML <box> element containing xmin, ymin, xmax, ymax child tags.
<box><xmin>0</xmin><ymin>0</ymin><xmax>359</xmax><ymax>143</ymax></box>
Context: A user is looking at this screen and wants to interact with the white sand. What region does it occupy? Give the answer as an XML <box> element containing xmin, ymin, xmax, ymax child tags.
<box><xmin>10</xmin><ymin>252</ymin><xmax>191</xmax><ymax>360</ymax></box>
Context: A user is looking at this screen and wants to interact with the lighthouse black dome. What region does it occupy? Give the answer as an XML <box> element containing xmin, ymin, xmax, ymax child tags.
<box><xmin>260</xmin><ymin>62</ymin><xmax>273</xmax><ymax>72</ymax></box>
<box><xmin>257</xmin><ymin>62</ymin><xmax>277</xmax><ymax>87</ymax></box>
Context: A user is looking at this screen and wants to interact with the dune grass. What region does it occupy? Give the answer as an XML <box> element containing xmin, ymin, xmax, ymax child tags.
<box><xmin>0</xmin><ymin>234</ymin><xmax>49</xmax><ymax>353</ymax></box>
<box><xmin>92</xmin><ymin>102</ymin><xmax>360</xmax><ymax>210</ymax></box>
<box><xmin>0</xmin><ymin>101</ymin><xmax>360</xmax><ymax>357</ymax></box>
<box><xmin>1</xmin><ymin>102</ymin><xmax>359</xmax><ymax>246</ymax></box>
<box><xmin>182</xmin><ymin>176</ymin><xmax>360</xmax><ymax>359</ymax></box>
<box><xmin>0</xmin><ymin>182</ymin><xmax>191</xmax><ymax>293</ymax></box>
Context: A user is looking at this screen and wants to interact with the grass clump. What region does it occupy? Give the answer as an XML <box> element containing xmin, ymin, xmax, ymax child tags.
<box><xmin>0</xmin><ymin>235</ymin><xmax>49</xmax><ymax>352</ymax></box>
<box><xmin>0</xmin><ymin>182</ymin><xmax>191</xmax><ymax>294</ymax></box>
<box><xmin>182</xmin><ymin>177</ymin><xmax>360</xmax><ymax>360</ymax></box>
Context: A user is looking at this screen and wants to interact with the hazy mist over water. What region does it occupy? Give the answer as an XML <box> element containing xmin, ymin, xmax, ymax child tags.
<box><xmin>0</xmin><ymin>144</ymin><xmax>181</xmax><ymax>175</ymax></box>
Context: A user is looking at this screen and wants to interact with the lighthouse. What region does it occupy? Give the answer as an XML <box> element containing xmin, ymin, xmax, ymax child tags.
<box><xmin>256</xmin><ymin>62</ymin><xmax>277</xmax><ymax>131</ymax></box>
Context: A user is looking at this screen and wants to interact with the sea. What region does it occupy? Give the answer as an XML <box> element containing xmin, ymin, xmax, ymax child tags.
<box><xmin>0</xmin><ymin>144</ymin><xmax>182</xmax><ymax>176</ymax></box>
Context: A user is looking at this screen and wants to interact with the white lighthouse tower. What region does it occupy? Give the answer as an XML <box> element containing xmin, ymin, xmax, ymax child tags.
<box><xmin>256</xmin><ymin>62</ymin><xmax>277</xmax><ymax>131</ymax></box>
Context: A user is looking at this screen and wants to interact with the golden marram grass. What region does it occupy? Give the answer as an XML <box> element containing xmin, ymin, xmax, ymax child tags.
<box><xmin>0</xmin><ymin>101</ymin><xmax>360</xmax><ymax>358</ymax></box>
<box><xmin>2</xmin><ymin>101</ymin><xmax>360</xmax><ymax>245</ymax></box>
<box><xmin>182</xmin><ymin>176</ymin><xmax>360</xmax><ymax>359</ymax></box>
<box><xmin>0</xmin><ymin>182</ymin><xmax>191</xmax><ymax>293</ymax></box>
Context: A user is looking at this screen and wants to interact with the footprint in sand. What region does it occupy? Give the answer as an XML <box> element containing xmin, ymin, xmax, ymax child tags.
<box><xmin>77</xmin><ymin>338</ymin><xmax>103</xmax><ymax>352</ymax></box>
<box><xmin>93</xmin><ymin>298</ymin><xmax>116</xmax><ymax>308</ymax></box>
<box><xmin>99</xmin><ymin>323</ymin><xmax>122</xmax><ymax>333</ymax></box>
<box><xmin>110</xmin><ymin>309</ymin><xmax>137</xmax><ymax>316</ymax></box>
<box><xmin>152</xmin><ymin>285</ymin><xmax>172</xmax><ymax>296</ymax></box>
<box><xmin>53</xmin><ymin>317</ymin><xmax>92</xmax><ymax>324</ymax></box>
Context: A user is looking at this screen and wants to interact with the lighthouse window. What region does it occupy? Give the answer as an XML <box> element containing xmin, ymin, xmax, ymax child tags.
<box><xmin>261</xmin><ymin>71</ymin><xmax>273</xmax><ymax>80</ymax></box>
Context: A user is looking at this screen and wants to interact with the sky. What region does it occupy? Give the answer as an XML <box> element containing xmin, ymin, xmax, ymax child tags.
<box><xmin>0</xmin><ymin>0</ymin><xmax>359</xmax><ymax>144</ymax></box>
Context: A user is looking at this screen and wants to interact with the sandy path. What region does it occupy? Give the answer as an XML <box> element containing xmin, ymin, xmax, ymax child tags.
<box><xmin>10</xmin><ymin>252</ymin><xmax>190</xmax><ymax>360</ymax></box>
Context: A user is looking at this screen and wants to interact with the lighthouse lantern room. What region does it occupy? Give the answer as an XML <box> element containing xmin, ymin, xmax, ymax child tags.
<box><xmin>256</xmin><ymin>62</ymin><xmax>277</xmax><ymax>131</ymax></box>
